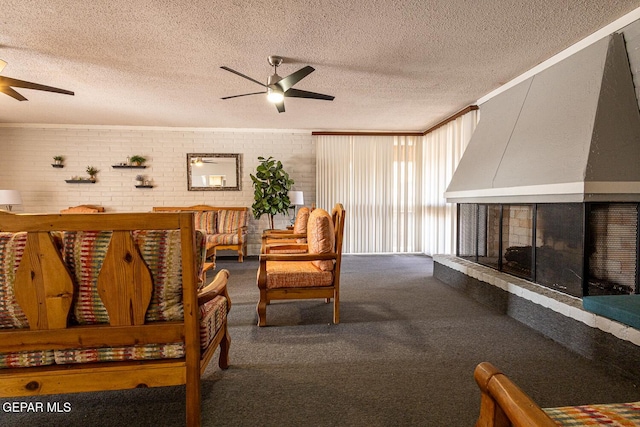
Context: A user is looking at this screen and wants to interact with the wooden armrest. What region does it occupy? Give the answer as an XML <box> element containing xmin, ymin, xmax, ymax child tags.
<box><xmin>474</xmin><ymin>362</ymin><xmax>556</xmax><ymax>427</ymax></box>
<box><xmin>263</xmin><ymin>229</ymin><xmax>294</xmax><ymax>235</ymax></box>
<box><xmin>259</xmin><ymin>252</ymin><xmax>337</xmax><ymax>262</ymax></box>
<box><xmin>263</xmin><ymin>232</ymin><xmax>306</xmax><ymax>239</ymax></box>
<box><xmin>197</xmin><ymin>269</ymin><xmax>230</xmax><ymax>306</ymax></box>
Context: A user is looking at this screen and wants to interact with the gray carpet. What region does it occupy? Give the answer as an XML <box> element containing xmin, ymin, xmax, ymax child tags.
<box><xmin>2</xmin><ymin>255</ymin><xmax>639</xmax><ymax>426</ymax></box>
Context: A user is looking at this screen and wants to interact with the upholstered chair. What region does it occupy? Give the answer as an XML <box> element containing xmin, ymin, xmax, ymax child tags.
<box><xmin>256</xmin><ymin>204</ymin><xmax>345</xmax><ymax>326</ymax></box>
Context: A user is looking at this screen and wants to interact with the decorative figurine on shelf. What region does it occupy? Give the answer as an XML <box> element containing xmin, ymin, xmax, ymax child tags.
<box><xmin>86</xmin><ymin>166</ymin><xmax>99</xmax><ymax>182</ymax></box>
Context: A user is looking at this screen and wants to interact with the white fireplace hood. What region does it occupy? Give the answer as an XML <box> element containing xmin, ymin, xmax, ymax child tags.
<box><xmin>445</xmin><ymin>33</ymin><xmax>640</xmax><ymax>204</ymax></box>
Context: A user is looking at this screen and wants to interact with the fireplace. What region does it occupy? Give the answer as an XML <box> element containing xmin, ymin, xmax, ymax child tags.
<box><xmin>457</xmin><ymin>202</ymin><xmax>639</xmax><ymax>297</ymax></box>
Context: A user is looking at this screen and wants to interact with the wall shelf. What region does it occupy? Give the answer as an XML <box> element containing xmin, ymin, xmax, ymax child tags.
<box><xmin>135</xmin><ymin>185</ymin><xmax>154</xmax><ymax>188</ymax></box>
<box><xmin>65</xmin><ymin>179</ymin><xmax>95</xmax><ymax>184</ymax></box>
<box><xmin>51</xmin><ymin>164</ymin><xmax>64</xmax><ymax>168</ymax></box>
<box><xmin>112</xmin><ymin>165</ymin><xmax>147</xmax><ymax>169</ymax></box>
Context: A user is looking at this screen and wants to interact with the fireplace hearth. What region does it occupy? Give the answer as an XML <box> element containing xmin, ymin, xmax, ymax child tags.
<box><xmin>457</xmin><ymin>203</ymin><xmax>639</xmax><ymax>298</ymax></box>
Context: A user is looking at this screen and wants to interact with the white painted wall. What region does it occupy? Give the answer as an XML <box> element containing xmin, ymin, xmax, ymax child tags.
<box><xmin>0</xmin><ymin>125</ymin><xmax>316</xmax><ymax>255</ymax></box>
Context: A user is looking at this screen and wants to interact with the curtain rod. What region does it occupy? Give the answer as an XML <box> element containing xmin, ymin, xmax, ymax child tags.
<box><xmin>312</xmin><ymin>105</ymin><xmax>478</xmax><ymax>137</ymax></box>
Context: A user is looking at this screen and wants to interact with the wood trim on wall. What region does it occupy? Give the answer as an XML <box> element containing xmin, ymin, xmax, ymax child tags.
<box><xmin>311</xmin><ymin>105</ymin><xmax>478</xmax><ymax>137</ymax></box>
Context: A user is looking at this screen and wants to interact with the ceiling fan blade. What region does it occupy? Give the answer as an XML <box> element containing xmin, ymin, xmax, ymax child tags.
<box><xmin>0</xmin><ymin>85</ymin><xmax>27</xmax><ymax>101</ymax></box>
<box><xmin>275</xmin><ymin>101</ymin><xmax>285</xmax><ymax>113</ymax></box>
<box><xmin>220</xmin><ymin>66</ymin><xmax>267</xmax><ymax>88</ymax></box>
<box><xmin>0</xmin><ymin>59</ymin><xmax>6</xmax><ymax>73</ymax></box>
<box><xmin>284</xmin><ymin>88</ymin><xmax>334</xmax><ymax>101</ymax></box>
<box><xmin>0</xmin><ymin>76</ymin><xmax>74</xmax><ymax>96</ymax></box>
<box><xmin>221</xmin><ymin>91</ymin><xmax>266</xmax><ymax>100</ymax></box>
<box><xmin>275</xmin><ymin>66</ymin><xmax>314</xmax><ymax>93</ymax></box>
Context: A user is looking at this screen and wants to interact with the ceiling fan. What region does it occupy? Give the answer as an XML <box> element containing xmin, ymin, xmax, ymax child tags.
<box><xmin>220</xmin><ymin>56</ymin><xmax>334</xmax><ymax>113</ymax></box>
<box><xmin>0</xmin><ymin>59</ymin><xmax>74</xmax><ymax>101</ymax></box>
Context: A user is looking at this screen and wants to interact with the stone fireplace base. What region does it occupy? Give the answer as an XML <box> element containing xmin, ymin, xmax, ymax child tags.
<box><xmin>433</xmin><ymin>254</ymin><xmax>640</xmax><ymax>382</ymax></box>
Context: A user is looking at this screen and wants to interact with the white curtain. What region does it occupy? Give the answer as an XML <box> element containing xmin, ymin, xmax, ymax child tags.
<box><xmin>316</xmin><ymin>109</ymin><xmax>478</xmax><ymax>255</ymax></box>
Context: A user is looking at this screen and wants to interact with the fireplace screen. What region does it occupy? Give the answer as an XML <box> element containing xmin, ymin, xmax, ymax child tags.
<box><xmin>588</xmin><ymin>203</ymin><xmax>638</xmax><ymax>295</ymax></box>
<box><xmin>457</xmin><ymin>202</ymin><xmax>639</xmax><ymax>298</ymax></box>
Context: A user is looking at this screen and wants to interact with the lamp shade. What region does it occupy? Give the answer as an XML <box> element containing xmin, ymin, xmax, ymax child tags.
<box><xmin>0</xmin><ymin>189</ymin><xmax>22</xmax><ymax>206</ymax></box>
<box><xmin>288</xmin><ymin>191</ymin><xmax>304</xmax><ymax>206</ymax></box>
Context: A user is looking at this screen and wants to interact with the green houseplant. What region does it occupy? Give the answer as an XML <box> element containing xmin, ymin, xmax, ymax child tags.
<box><xmin>250</xmin><ymin>156</ymin><xmax>294</xmax><ymax>229</ymax></box>
<box><xmin>86</xmin><ymin>166</ymin><xmax>99</xmax><ymax>181</ymax></box>
<box><xmin>129</xmin><ymin>155</ymin><xmax>146</xmax><ymax>166</ymax></box>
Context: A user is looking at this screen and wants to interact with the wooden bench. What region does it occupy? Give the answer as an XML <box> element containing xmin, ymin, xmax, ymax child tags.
<box><xmin>153</xmin><ymin>205</ymin><xmax>249</xmax><ymax>262</ymax></box>
<box><xmin>0</xmin><ymin>212</ymin><xmax>231</xmax><ymax>427</ymax></box>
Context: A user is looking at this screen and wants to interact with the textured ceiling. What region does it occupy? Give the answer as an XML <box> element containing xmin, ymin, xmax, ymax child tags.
<box><xmin>1</xmin><ymin>1</ymin><xmax>639</xmax><ymax>131</ymax></box>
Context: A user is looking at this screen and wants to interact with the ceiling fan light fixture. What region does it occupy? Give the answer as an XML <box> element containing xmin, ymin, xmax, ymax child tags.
<box><xmin>267</xmin><ymin>88</ymin><xmax>284</xmax><ymax>103</ymax></box>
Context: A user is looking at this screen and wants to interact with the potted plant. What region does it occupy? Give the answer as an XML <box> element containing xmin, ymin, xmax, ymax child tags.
<box><xmin>129</xmin><ymin>155</ymin><xmax>146</xmax><ymax>166</ymax></box>
<box><xmin>250</xmin><ymin>156</ymin><xmax>294</xmax><ymax>229</ymax></box>
<box><xmin>86</xmin><ymin>166</ymin><xmax>99</xmax><ymax>182</ymax></box>
<box><xmin>135</xmin><ymin>175</ymin><xmax>145</xmax><ymax>185</ymax></box>
<box><xmin>53</xmin><ymin>155</ymin><xmax>64</xmax><ymax>166</ymax></box>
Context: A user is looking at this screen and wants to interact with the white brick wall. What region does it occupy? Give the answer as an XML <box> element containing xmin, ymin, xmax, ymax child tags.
<box><xmin>0</xmin><ymin>125</ymin><xmax>316</xmax><ymax>255</ymax></box>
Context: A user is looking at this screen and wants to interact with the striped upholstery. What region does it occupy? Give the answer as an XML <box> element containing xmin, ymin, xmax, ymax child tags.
<box><xmin>0</xmin><ymin>232</ymin><xmax>56</xmax><ymax>368</ymax></box>
<box><xmin>54</xmin><ymin>229</ymin><xmax>208</xmax><ymax>364</ymax></box>
<box><xmin>544</xmin><ymin>401</ymin><xmax>640</xmax><ymax>426</ymax></box>
<box><xmin>265</xmin><ymin>261</ymin><xmax>334</xmax><ymax>289</ymax></box>
<box><xmin>199</xmin><ymin>295</ymin><xmax>228</xmax><ymax>349</ymax></box>
<box><xmin>217</xmin><ymin>209</ymin><xmax>247</xmax><ymax>234</ymax></box>
<box><xmin>208</xmin><ymin>233</ymin><xmax>239</xmax><ymax>245</ymax></box>
<box><xmin>194</xmin><ymin>210</ymin><xmax>217</xmax><ymax>235</ymax></box>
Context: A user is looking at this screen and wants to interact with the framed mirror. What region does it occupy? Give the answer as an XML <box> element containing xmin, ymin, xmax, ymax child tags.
<box><xmin>187</xmin><ymin>153</ymin><xmax>242</xmax><ymax>191</ymax></box>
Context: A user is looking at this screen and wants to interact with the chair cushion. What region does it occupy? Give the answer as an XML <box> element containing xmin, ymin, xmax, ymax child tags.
<box><xmin>63</xmin><ymin>229</ymin><xmax>206</xmax><ymax>325</ymax></box>
<box><xmin>544</xmin><ymin>401</ymin><xmax>640</xmax><ymax>425</ymax></box>
<box><xmin>307</xmin><ymin>209</ymin><xmax>335</xmax><ymax>271</ymax></box>
<box><xmin>0</xmin><ymin>232</ymin><xmax>55</xmax><ymax>368</ymax></box>
<box><xmin>194</xmin><ymin>211</ymin><xmax>217</xmax><ymax>235</ymax></box>
<box><xmin>199</xmin><ymin>295</ymin><xmax>228</xmax><ymax>349</ymax></box>
<box><xmin>265</xmin><ymin>261</ymin><xmax>334</xmax><ymax>289</ymax></box>
<box><xmin>208</xmin><ymin>233</ymin><xmax>239</xmax><ymax>245</ymax></box>
<box><xmin>293</xmin><ymin>207</ymin><xmax>310</xmax><ymax>235</ymax></box>
<box><xmin>54</xmin><ymin>343</ymin><xmax>185</xmax><ymax>364</ymax></box>
<box><xmin>217</xmin><ymin>209</ymin><xmax>247</xmax><ymax>234</ymax></box>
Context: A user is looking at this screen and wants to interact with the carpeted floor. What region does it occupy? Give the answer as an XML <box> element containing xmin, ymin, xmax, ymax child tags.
<box><xmin>2</xmin><ymin>254</ymin><xmax>639</xmax><ymax>426</ymax></box>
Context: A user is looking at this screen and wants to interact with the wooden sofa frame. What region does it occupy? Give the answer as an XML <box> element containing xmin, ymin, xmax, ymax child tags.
<box><xmin>153</xmin><ymin>205</ymin><xmax>248</xmax><ymax>262</ymax></box>
<box><xmin>0</xmin><ymin>212</ymin><xmax>231</xmax><ymax>427</ymax></box>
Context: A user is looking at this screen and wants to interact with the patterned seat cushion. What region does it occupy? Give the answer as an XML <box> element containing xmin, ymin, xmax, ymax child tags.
<box><xmin>544</xmin><ymin>401</ymin><xmax>640</xmax><ymax>426</ymax></box>
<box><xmin>208</xmin><ymin>233</ymin><xmax>239</xmax><ymax>245</ymax></box>
<box><xmin>0</xmin><ymin>232</ymin><xmax>55</xmax><ymax>368</ymax></box>
<box><xmin>265</xmin><ymin>261</ymin><xmax>334</xmax><ymax>289</ymax></box>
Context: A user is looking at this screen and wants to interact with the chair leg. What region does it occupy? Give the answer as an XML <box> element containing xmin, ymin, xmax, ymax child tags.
<box><xmin>333</xmin><ymin>291</ymin><xmax>340</xmax><ymax>324</ymax></box>
<box><xmin>218</xmin><ymin>324</ymin><xmax>231</xmax><ymax>369</ymax></box>
<box><xmin>257</xmin><ymin>291</ymin><xmax>267</xmax><ymax>326</ymax></box>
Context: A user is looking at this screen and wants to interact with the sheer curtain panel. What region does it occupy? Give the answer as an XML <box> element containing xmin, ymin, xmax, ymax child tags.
<box><xmin>315</xmin><ymin>108</ymin><xmax>478</xmax><ymax>255</ymax></box>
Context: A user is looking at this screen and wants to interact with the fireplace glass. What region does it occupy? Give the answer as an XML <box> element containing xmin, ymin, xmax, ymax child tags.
<box><xmin>458</xmin><ymin>203</ymin><xmax>478</xmax><ymax>261</ymax></box>
<box><xmin>478</xmin><ymin>204</ymin><xmax>500</xmax><ymax>270</ymax></box>
<box><xmin>501</xmin><ymin>205</ymin><xmax>534</xmax><ymax>280</ymax></box>
<box><xmin>535</xmin><ymin>204</ymin><xmax>584</xmax><ymax>296</ymax></box>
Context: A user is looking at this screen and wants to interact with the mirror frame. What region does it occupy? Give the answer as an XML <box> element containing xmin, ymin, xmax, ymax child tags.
<box><xmin>187</xmin><ymin>153</ymin><xmax>242</xmax><ymax>191</ymax></box>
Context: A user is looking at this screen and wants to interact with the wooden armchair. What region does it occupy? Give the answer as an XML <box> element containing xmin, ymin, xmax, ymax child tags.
<box><xmin>256</xmin><ymin>204</ymin><xmax>345</xmax><ymax>326</ymax></box>
<box><xmin>474</xmin><ymin>362</ymin><xmax>640</xmax><ymax>426</ymax></box>
<box><xmin>261</xmin><ymin>206</ymin><xmax>311</xmax><ymax>253</ymax></box>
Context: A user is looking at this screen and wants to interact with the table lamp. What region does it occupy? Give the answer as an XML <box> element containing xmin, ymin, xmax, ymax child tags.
<box><xmin>0</xmin><ymin>190</ymin><xmax>22</xmax><ymax>211</ymax></box>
